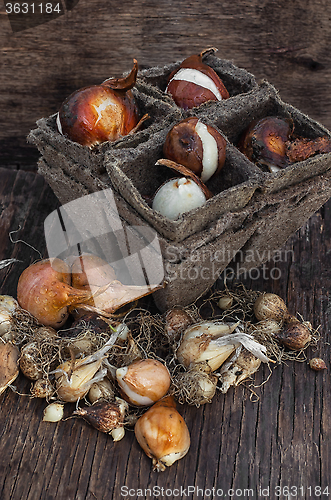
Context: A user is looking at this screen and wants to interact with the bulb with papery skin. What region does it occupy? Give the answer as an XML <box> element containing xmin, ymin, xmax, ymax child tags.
<box><xmin>57</xmin><ymin>60</ymin><xmax>141</xmax><ymax>147</ymax></box>
<box><xmin>116</xmin><ymin>358</ymin><xmax>171</xmax><ymax>406</ymax></box>
<box><xmin>163</xmin><ymin>117</ymin><xmax>226</xmax><ymax>182</ymax></box>
<box><xmin>16</xmin><ymin>258</ymin><xmax>92</xmax><ymax>328</ymax></box>
<box><xmin>166</xmin><ymin>50</ymin><xmax>229</xmax><ymax>109</ymax></box>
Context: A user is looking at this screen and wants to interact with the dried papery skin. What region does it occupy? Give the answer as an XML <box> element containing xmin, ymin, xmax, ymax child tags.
<box><xmin>55</xmin><ymin>331</ymin><xmax>119</xmax><ymax>402</ymax></box>
<box><xmin>239</xmin><ymin>117</ymin><xmax>293</xmax><ymax>171</ymax></box>
<box><xmin>286</xmin><ymin>136</ymin><xmax>331</xmax><ymax>162</ymax></box>
<box><xmin>73</xmin><ymin>398</ymin><xmax>128</xmax><ymax>434</ymax></box>
<box><xmin>134</xmin><ymin>396</ymin><xmax>190</xmax><ymax>471</ymax></box>
<box><xmin>0</xmin><ymin>342</ymin><xmax>20</xmax><ymax>395</ymax></box>
<box><xmin>253</xmin><ymin>293</ymin><xmax>289</xmax><ymax>323</ymax></box>
<box><xmin>71</xmin><ymin>253</ymin><xmax>117</xmax><ymax>290</ymax></box>
<box><xmin>73</xmin><ymin>279</ymin><xmax>165</xmax><ymax>316</ymax></box>
<box><xmin>116</xmin><ymin>358</ymin><xmax>171</xmax><ymax>406</ymax></box>
<box><xmin>16</xmin><ymin>259</ymin><xmax>92</xmax><ymax>329</ymax></box>
<box><xmin>166</xmin><ymin>49</ymin><xmax>229</xmax><ymax>109</ymax></box>
<box><xmin>218</xmin><ymin>348</ymin><xmax>261</xmax><ymax>393</ymax></box>
<box><xmin>70</xmin><ymin>253</ymin><xmax>165</xmax><ymax>315</ymax></box>
<box><xmin>163</xmin><ymin>117</ymin><xmax>226</xmax><ymax>182</ymax></box>
<box><xmin>57</xmin><ymin>60</ymin><xmax>141</xmax><ymax>147</ymax></box>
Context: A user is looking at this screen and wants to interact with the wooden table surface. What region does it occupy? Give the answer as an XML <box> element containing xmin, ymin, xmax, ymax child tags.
<box><xmin>1</xmin><ymin>1</ymin><xmax>331</xmax><ymax>499</ymax></box>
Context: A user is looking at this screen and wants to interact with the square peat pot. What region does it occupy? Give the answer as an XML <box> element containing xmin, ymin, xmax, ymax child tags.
<box><xmin>28</xmin><ymin>85</ymin><xmax>184</xmax><ymax>176</ymax></box>
<box><xmin>30</xmin><ymin>52</ymin><xmax>331</xmax><ymax>311</ymax></box>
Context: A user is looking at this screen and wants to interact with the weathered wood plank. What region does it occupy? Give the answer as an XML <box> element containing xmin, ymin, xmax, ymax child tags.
<box><xmin>1</xmin><ymin>0</ymin><xmax>331</xmax><ymax>166</ymax></box>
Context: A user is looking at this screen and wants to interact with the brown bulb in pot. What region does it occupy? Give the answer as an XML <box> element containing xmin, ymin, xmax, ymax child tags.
<box><xmin>57</xmin><ymin>59</ymin><xmax>145</xmax><ymax>147</ymax></box>
<box><xmin>238</xmin><ymin>116</ymin><xmax>294</xmax><ymax>172</ymax></box>
<box><xmin>163</xmin><ymin>117</ymin><xmax>226</xmax><ymax>182</ymax></box>
<box><xmin>166</xmin><ymin>49</ymin><xmax>230</xmax><ymax>109</ymax></box>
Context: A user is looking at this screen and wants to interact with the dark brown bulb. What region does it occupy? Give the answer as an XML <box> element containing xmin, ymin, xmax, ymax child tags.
<box><xmin>238</xmin><ymin>116</ymin><xmax>294</xmax><ymax>172</ymax></box>
<box><xmin>73</xmin><ymin>400</ymin><xmax>126</xmax><ymax>433</ymax></box>
<box><xmin>163</xmin><ymin>117</ymin><xmax>226</xmax><ymax>182</ymax></box>
<box><xmin>57</xmin><ymin>60</ymin><xmax>140</xmax><ymax>147</ymax></box>
<box><xmin>166</xmin><ymin>51</ymin><xmax>229</xmax><ymax>109</ymax></box>
<box><xmin>275</xmin><ymin>320</ymin><xmax>312</xmax><ymax>350</ymax></box>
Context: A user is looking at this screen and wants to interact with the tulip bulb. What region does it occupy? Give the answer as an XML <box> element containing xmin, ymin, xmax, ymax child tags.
<box><xmin>55</xmin><ymin>331</ymin><xmax>118</xmax><ymax>402</ymax></box>
<box><xmin>116</xmin><ymin>358</ymin><xmax>171</xmax><ymax>406</ymax></box>
<box><xmin>253</xmin><ymin>293</ymin><xmax>289</xmax><ymax>323</ymax></box>
<box><xmin>163</xmin><ymin>117</ymin><xmax>226</xmax><ymax>182</ymax></box>
<box><xmin>274</xmin><ymin>320</ymin><xmax>312</xmax><ymax>350</ymax></box>
<box><xmin>31</xmin><ymin>378</ymin><xmax>54</xmax><ymax>399</ymax></box>
<box><xmin>239</xmin><ymin>117</ymin><xmax>293</xmax><ymax>172</ymax></box>
<box><xmin>73</xmin><ymin>398</ymin><xmax>128</xmax><ymax>437</ymax></box>
<box><xmin>238</xmin><ymin>115</ymin><xmax>331</xmax><ymax>172</ymax></box>
<box><xmin>177</xmin><ymin>321</ymin><xmax>270</xmax><ymax>372</ymax></box>
<box><xmin>134</xmin><ymin>396</ymin><xmax>190</xmax><ymax>471</ymax></box>
<box><xmin>164</xmin><ymin>308</ymin><xmax>194</xmax><ymax>344</ymax></box>
<box><xmin>166</xmin><ymin>49</ymin><xmax>229</xmax><ymax>109</ymax></box>
<box><xmin>152</xmin><ymin>177</ymin><xmax>207</xmax><ymax>219</ymax></box>
<box><xmin>57</xmin><ymin>59</ymin><xmax>143</xmax><ymax>147</ymax></box>
<box><xmin>16</xmin><ymin>258</ymin><xmax>93</xmax><ymax>328</ymax></box>
<box><xmin>19</xmin><ymin>342</ymin><xmax>44</xmax><ymax>381</ymax></box>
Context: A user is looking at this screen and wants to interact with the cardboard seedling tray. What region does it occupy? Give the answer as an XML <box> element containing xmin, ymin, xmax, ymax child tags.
<box><xmin>29</xmin><ymin>52</ymin><xmax>331</xmax><ymax>311</ymax></box>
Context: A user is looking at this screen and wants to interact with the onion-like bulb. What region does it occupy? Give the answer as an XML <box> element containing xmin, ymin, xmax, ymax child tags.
<box><xmin>134</xmin><ymin>396</ymin><xmax>190</xmax><ymax>471</ymax></box>
<box><xmin>116</xmin><ymin>358</ymin><xmax>171</xmax><ymax>406</ymax></box>
<box><xmin>166</xmin><ymin>48</ymin><xmax>229</xmax><ymax>109</ymax></box>
<box><xmin>152</xmin><ymin>177</ymin><xmax>207</xmax><ymax>219</ymax></box>
<box><xmin>152</xmin><ymin>158</ymin><xmax>213</xmax><ymax>220</ymax></box>
<box><xmin>253</xmin><ymin>293</ymin><xmax>289</xmax><ymax>323</ymax></box>
<box><xmin>16</xmin><ymin>258</ymin><xmax>93</xmax><ymax>328</ymax></box>
<box><xmin>57</xmin><ymin>59</ymin><xmax>144</xmax><ymax>147</ymax></box>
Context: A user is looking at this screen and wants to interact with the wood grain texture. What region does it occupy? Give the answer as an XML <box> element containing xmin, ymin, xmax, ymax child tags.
<box><xmin>0</xmin><ymin>2</ymin><xmax>331</xmax><ymax>498</ymax></box>
<box><xmin>1</xmin><ymin>0</ymin><xmax>331</xmax><ymax>166</ymax></box>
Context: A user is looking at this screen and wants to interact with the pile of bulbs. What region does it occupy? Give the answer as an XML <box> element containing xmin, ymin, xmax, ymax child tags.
<box><xmin>0</xmin><ymin>255</ymin><xmax>325</xmax><ymax>471</ymax></box>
